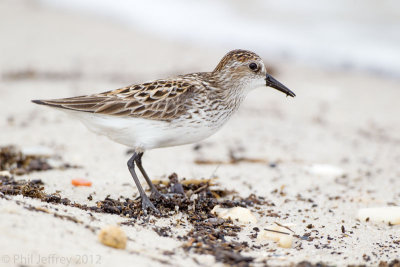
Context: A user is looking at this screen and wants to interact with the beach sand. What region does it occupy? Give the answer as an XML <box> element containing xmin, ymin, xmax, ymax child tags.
<box><xmin>1</xmin><ymin>1</ymin><xmax>400</xmax><ymax>266</ymax></box>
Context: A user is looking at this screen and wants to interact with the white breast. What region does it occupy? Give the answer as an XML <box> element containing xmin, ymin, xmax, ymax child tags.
<box><xmin>65</xmin><ymin>110</ymin><xmax>220</xmax><ymax>151</ymax></box>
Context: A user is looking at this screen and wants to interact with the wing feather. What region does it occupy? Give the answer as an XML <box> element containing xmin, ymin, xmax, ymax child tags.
<box><xmin>32</xmin><ymin>78</ymin><xmax>201</xmax><ymax>121</ymax></box>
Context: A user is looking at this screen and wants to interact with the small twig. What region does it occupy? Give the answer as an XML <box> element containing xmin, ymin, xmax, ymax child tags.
<box><xmin>208</xmin><ymin>164</ymin><xmax>221</xmax><ymax>180</ymax></box>
<box><xmin>263</xmin><ymin>228</ymin><xmax>290</xmax><ymax>235</ymax></box>
<box><xmin>274</xmin><ymin>222</ymin><xmax>295</xmax><ymax>233</ymax></box>
<box><xmin>193</xmin><ymin>183</ymin><xmax>209</xmax><ymax>194</ymax></box>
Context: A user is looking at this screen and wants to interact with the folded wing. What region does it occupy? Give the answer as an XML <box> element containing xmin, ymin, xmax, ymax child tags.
<box><xmin>32</xmin><ymin>79</ymin><xmax>199</xmax><ymax>121</ymax></box>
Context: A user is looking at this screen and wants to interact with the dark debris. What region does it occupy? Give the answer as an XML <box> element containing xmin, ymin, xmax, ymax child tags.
<box><xmin>0</xmin><ymin>171</ymin><xmax>265</xmax><ymax>266</ymax></box>
<box><xmin>0</xmin><ymin>145</ymin><xmax>76</xmax><ymax>175</ymax></box>
<box><xmin>378</xmin><ymin>260</ymin><xmax>400</xmax><ymax>267</ymax></box>
<box><xmin>4</xmin><ymin>159</ymin><xmax>396</xmax><ymax>266</ymax></box>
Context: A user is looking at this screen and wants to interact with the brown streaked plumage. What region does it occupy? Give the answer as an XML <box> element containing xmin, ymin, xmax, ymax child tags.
<box><xmin>34</xmin><ymin>78</ymin><xmax>199</xmax><ymax>121</ymax></box>
<box><xmin>214</xmin><ymin>49</ymin><xmax>261</xmax><ymax>72</ymax></box>
<box><xmin>32</xmin><ymin>49</ymin><xmax>295</xmax><ymax>214</ymax></box>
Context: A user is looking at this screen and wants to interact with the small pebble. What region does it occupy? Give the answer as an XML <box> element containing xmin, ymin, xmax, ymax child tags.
<box><xmin>211</xmin><ymin>205</ymin><xmax>257</xmax><ymax>224</ymax></box>
<box><xmin>278</xmin><ymin>234</ymin><xmax>293</xmax><ymax>248</ymax></box>
<box><xmin>98</xmin><ymin>225</ymin><xmax>127</xmax><ymax>249</ymax></box>
<box><xmin>306</xmin><ymin>164</ymin><xmax>344</xmax><ymax>177</ymax></box>
<box><xmin>357</xmin><ymin>207</ymin><xmax>400</xmax><ymax>225</ymax></box>
<box><xmin>258</xmin><ymin>225</ymin><xmax>293</xmax><ymax>248</ymax></box>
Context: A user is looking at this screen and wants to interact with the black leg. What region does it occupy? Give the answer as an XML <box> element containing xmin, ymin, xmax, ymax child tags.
<box><xmin>127</xmin><ymin>153</ymin><xmax>159</xmax><ymax>214</ymax></box>
<box><xmin>135</xmin><ymin>152</ymin><xmax>164</xmax><ymax>200</ymax></box>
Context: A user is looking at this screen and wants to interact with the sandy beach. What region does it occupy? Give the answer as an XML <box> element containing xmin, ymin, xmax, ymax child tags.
<box><xmin>1</xmin><ymin>1</ymin><xmax>400</xmax><ymax>266</ymax></box>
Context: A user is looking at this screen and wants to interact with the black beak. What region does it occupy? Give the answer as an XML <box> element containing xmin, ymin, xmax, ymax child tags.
<box><xmin>266</xmin><ymin>73</ymin><xmax>295</xmax><ymax>97</ymax></box>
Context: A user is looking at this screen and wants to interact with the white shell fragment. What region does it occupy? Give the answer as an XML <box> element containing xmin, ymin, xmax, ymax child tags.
<box><xmin>21</xmin><ymin>146</ymin><xmax>54</xmax><ymax>156</ymax></box>
<box><xmin>306</xmin><ymin>164</ymin><xmax>344</xmax><ymax>177</ymax></box>
<box><xmin>258</xmin><ymin>225</ymin><xmax>293</xmax><ymax>248</ymax></box>
<box><xmin>0</xmin><ymin>171</ymin><xmax>12</xmax><ymax>178</ymax></box>
<box><xmin>357</xmin><ymin>207</ymin><xmax>400</xmax><ymax>225</ymax></box>
<box><xmin>278</xmin><ymin>234</ymin><xmax>294</xmax><ymax>248</ymax></box>
<box><xmin>98</xmin><ymin>225</ymin><xmax>127</xmax><ymax>249</ymax></box>
<box><xmin>211</xmin><ymin>205</ymin><xmax>257</xmax><ymax>224</ymax></box>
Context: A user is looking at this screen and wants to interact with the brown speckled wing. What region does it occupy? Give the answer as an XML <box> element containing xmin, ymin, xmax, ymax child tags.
<box><xmin>34</xmin><ymin>79</ymin><xmax>199</xmax><ymax>121</ymax></box>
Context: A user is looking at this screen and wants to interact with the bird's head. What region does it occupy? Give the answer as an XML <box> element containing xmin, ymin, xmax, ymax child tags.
<box><xmin>212</xmin><ymin>49</ymin><xmax>295</xmax><ymax>97</ymax></box>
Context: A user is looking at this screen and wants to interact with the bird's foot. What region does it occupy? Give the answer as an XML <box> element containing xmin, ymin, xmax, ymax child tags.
<box><xmin>150</xmin><ymin>188</ymin><xmax>168</xmax><ymax>200</ymax></box>
<box><xmin>141</xmin><ymin>195</ymin><xmax>160</xmax><ymax>215</ymax></box>
<box><xmin>150</xmin><ymin>190</ymin><xmax>185</xmax><ymax>200</ymax></box>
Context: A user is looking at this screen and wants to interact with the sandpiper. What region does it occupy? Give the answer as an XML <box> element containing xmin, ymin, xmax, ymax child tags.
<box><xmin>32</xmin><ymin>49</ymin><xmax>295</xmax><ymax>214</ymax></box>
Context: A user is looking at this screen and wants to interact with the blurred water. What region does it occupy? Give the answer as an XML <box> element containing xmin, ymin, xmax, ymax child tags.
<box><xmin>41</xmin><ymin>0</ymin><xmax>400</xmax><ymax>78</ymax></box>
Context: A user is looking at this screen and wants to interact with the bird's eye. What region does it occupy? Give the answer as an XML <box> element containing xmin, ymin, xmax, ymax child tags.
<box><xmin>249</xmin><ymin>63</ymin><xmax>258</xmax><ymax>71</ymax></box>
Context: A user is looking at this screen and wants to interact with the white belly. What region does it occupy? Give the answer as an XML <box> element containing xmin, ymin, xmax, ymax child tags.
<box><xmin>66</xmin><ymin>111</ymin><xmax>219</xmax><ymax>151</ymax></box>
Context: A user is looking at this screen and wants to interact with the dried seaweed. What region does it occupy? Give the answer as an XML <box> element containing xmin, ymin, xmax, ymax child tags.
<box><xmin>0</xmin><ymin>171</ymin><xmax>260</xmax><ymax>265</ymax></box>
<box><xmin>0</xmin><ymin>145</ymin><xmax>76</xmax><ymax>175</ymax></box>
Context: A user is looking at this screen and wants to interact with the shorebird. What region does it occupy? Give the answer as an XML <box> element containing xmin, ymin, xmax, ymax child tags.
<box><xmin>32</xmin><ymin>49</ymin><xmax>295</xmax><ymax>214</ymax></box>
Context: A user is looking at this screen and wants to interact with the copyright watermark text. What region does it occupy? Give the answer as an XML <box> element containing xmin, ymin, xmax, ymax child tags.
<box><xmin>1</xmin><ymin>253</ymin><xmax>101</xmax><ymax>266</ymax></box>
